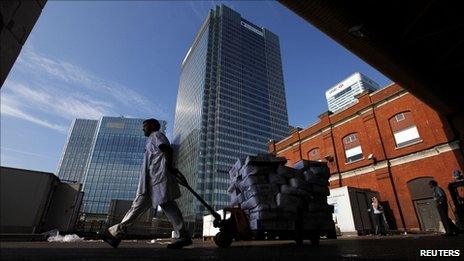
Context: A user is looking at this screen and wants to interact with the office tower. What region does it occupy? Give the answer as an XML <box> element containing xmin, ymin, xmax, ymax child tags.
<box><xmin>57</xmin><ymin>119</ymin><xmax>98</xmax><ymax>183</ymax></box>
<box><xmin>57</xmin><ymin>116</ymin><xmax>166</xmax><ymax>215</ymax></box>
<box><xmin>173</xmin><ymin>5</ymin><xmax>289</xmax><ymax>221</ymax></box>
<box><xmin>325</xmin><ymin>72</ymin><xmax>380</xmax><ymax>112</ymax></box>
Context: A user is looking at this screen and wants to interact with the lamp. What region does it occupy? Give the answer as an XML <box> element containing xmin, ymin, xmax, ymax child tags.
<box><xmin>348</xmin><ymin>24</ymin><xmax>366</xmax><ymax>38</ymax></box>
<box><xmin>368</xmin><ymin>153</ymin><xmax>377</xmax><ymax>163</ymax></box>
<box><xmin>324</xmin><ymin>155</ymin><xmax>334</xmax><ymax>162</ymax></box>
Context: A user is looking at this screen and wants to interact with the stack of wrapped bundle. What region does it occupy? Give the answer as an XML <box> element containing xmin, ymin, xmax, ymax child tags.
<box><xmin>228</xmin><ymin>154</ymin><xmax>334</xmax><ymax>233</ymax></box>
<box><xmin>291</xmin><ymin>160</ymin><xmax>334</xmax><ymax>231</ymax></box>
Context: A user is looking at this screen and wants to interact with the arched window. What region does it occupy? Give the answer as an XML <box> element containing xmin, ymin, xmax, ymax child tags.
<box><xmin>308</xmin><ymin>148</ymin><xmax>320</xmax><ymax>161</ymax></box>
<box><xmin>343</xmin><ymin>133</ymin><xmax>363</xmax><ymax>163</ymax></box>
<box><xmin>389</xmin><ymin>111</ymin><xmax>422</xmax><ymax>148</ymax></box>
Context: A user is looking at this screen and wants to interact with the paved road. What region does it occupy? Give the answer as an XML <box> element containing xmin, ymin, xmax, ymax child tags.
<box><xmin>1</xmin><ymin>234</ymin><xmax>463</xmax><ymax>260</ymax></box>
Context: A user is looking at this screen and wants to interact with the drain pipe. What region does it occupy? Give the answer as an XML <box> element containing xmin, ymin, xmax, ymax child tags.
<box><xmin>370</xmin><ymin>100</ymin><xmax>407</xmax><ymax>231</ymax></box>
<box><xmin>327</xmin><ymin>115</ymin><xmax>342</xmax><ymax>187</ymax></box>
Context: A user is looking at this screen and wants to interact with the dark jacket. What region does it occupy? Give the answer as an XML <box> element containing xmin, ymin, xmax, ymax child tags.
<box><xmin>432</xmin><ymin>186</ymin><xmax>447</xmax><ymax>206</ymax></box>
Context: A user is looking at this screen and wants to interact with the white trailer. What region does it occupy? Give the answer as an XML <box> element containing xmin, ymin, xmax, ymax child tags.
<box><xmin>327</xmin><ymin>186</ymin><xmax>380</xmax><ymax>235</ymax></box>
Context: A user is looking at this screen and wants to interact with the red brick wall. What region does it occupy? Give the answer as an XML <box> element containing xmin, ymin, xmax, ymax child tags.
<box><xmin>271</xmin><ymin>84</ymin><xmax>464</xmax><ymax>231</ymax></box>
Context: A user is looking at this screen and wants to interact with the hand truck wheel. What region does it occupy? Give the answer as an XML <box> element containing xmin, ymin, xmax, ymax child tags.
<box><xmin>214</xmin><ymin>231</ymin><xmax>233</xmax><ymax>248</ymax></box>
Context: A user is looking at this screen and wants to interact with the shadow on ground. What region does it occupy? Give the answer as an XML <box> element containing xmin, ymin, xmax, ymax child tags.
<box><xmin>1</xmin><ymin>234</ymin><xmax>463</xmax><ymax>260</ymax></box>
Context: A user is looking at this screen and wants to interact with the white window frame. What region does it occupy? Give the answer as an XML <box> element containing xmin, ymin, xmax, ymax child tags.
<box><xmin>344</xmin><ymin>134</ymin><xmax>357</xmax><ymax>144</ymax></box>
<box><xmin>395</xmin><ymin>113</ymin><xmax>405</xmax><ymax>122</ymax></box>
<box><xmin>345</xmin><ymin>145</ymin><xmax>363</xmax><ymax>163</ymax></box>
<box><xmin>394</xmin><ymin>125</ymin><xmax>422</xmax><ymax>148</ymax></box>
<box><xmin>310</xmin><ymin>148</ymin><xmax>319</xmax><ymax>156</ymax></box>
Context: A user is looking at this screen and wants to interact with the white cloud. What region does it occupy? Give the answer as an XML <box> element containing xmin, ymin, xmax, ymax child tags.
<box><xmin>15</xmin><ymin>48</ymin><xmax>166</xmax><ymax>117</ymax></box>
<box><xmin>2</xmin><ymin>81</ymin><xmax>112</xmax><ymax>121</ymax></box>
<box><xmin>1</xmin><ymin>97</ymin><xmax>67</xmax><ymax>133</ymax></box>
<box><xmin>1</xmin><ymin>48</ymin><xmax>167</xmax><ymax>132</ymax></box>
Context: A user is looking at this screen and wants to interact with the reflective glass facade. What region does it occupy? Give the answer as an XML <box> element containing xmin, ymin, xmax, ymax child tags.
<box><xmin>326</xmin><ymin>72</ymin><xmax>380</xmax><ymax>113</ymax></box>
<box><xmin>59</xmin><ymin>116</ymin><xmax>166</xmax><ymax>215</ymax></box>
<box><xmin>173</xmin><ymin>5</ymin><xmax>289</xmax><ymax>220</ymax></box>
<box><xmin>57</xmin><ymin>119</ymin><xmax>98</xmax><ymax>183</ymax></box>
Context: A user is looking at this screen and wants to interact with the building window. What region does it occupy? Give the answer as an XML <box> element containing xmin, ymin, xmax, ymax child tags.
<box><xmin>389</xmin><ymin>112</ymin><xmax>422</xmax><ymax>148</ymax></box>
<box><xmin>343</xmin><ymin>134</ymin><xmax>357</xmax><ymax>144</ymax></box>
<box><xmin>308</xmin><ymin>148</ymin><xmax>320</xmax><ymax>161</ymax></box>
<box><xmin>345</xmin><ymin>145</ymin><xmax>363</xmax><ymax>163</ymax></box>
<box><xmin>393</xmin><ymin>126</ymin><xmax>421</xmax><ymax>147</ymax></box>
<box><xmin>343</xmin><ymin>133</ymin><xmax>363</xmax><ymax>163</ymax></box>
<box><xmin>395</xmin><ymin>113</ymin><xmax>405</xmax><ymax>122</ymax></box>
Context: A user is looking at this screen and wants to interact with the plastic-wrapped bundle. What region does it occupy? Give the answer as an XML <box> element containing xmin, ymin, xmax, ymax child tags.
<box><xmin>228</xmin><ymin>155</ymin><xmax>334</xmax><ymax>233</ymax></box>
<box><xmin>276</xmin><ymin>165</ymin><xmax>298</xmax><ymax>178</ymax></box>
<box><xmin>288</xmin><ymin>177</ymin><xmax>311</xmax><ymax>191</ymax></box>
<box><xmin>276</xmin><ymin>193</ymin><xmax>300</xmax><ymax>212</ymax></box>
<box><xmin>307</xmin><ymin>194</ymin><xmax>329</xmax><ymax>203</ymax></box>
<box><xmin>249</xmin><ymin>219</ymin><xmax>295</xmax><ymax>231</ymax></box>
<box><xmin>249</xmin><ymin>210</ymin><xmax>279</xmax><ymax>220</ymax></box>
<box><xmin>243</xmin><ymin>184</ymin><xmax>279</xmax><ymax>199</ymax></box>
<box><xmin>241</xmin><ymin>194</ymin><xmax>276</xmax><ymax>210</ymax></box>
<box><xmin>305</xmin><ymin>172</ymin><xmax>330</xmax><ymax>186</ymax></box>
<box><xmin>294</xmin><ymin>160</ymin><xmax>330</xmax><ymax>180</ymax></box>
<box><xmin>230</xmin><ymin>191</ymin><xmax>244</xmax><ymax>206</ymax></box>
<box><xmin>227</xmin><ymin>182</ymin><xmax>236</xmax><ymax>194</ymax></box>
<box><xmin>269</xmin><ymin>172</ymin><xmax>287</xmax><ymax>185</ymax></box>
<box><xmin>307</xmin><ymin>202</ymin><xmax>334</xmax><ymax>213</ymax></box>
<box><xmin>309</xmin><ymin>184</ymin><xmax>330</xmax><ymax>196</ymax></box>
<box><xmin>239</xmin><ymin>175</ymin><xmax>268</xmax><ymax>189</ymax></box>
<box><xmin>244</xmin><ymin>155</ymin><xmax>287</xmax><ymax>166</ymax></box>
<box><xmin>280</xmin><ymin>184</ymin><xmax>311</xmax><ymax>198</ymax></box>
<box><xmin>239</xmin><ymin>165</ymin><xmax>274</xmax><ymax>178</ymax></box>
<box><xmin>248</xmin><ymin>204</ymin><xmax>275</xmax><ymax>212</ymax></box>
<box><xmin>229</xmin><ymin>158</ymin><xmax>244</xmax><ymax>179</ymax></box>
<box><xmin>303</xmin><ymin>212</ymin><xmax>333</xmax><ymax>220</ymax></box>
<box><xmin>277</xmin><ymin>211</ymin><xmax>297</xmax><ymax>220</ymax></box>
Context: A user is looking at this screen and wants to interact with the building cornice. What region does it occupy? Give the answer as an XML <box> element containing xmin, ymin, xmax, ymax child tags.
<box><xmin>329</xmin><ymin>141</ymin><xmax>460</xmax><ymax>181</ymax></box>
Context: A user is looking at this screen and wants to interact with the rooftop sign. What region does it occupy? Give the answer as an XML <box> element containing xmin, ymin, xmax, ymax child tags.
<box><xmin>241</xmin><ymin>21</ymin><xmax>264</xmax><ymax>36</ymax></box>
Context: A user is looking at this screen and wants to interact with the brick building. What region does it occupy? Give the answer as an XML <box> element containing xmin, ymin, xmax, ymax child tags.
<box><xmin>269</xmin><ymin>83</ymin><xmax>464</xmax><ymax>232</ymax></box>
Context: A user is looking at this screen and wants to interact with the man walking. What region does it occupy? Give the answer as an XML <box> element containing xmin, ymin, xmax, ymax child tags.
<box><xmin>103</xmin><ymin>119</ymin><xmax>192</xmax><ymax>249</ymax></box>
<box><xmin>429</xmin><ymin>180</ymin><xmax>459</xmax><ymax>236</ymax></box>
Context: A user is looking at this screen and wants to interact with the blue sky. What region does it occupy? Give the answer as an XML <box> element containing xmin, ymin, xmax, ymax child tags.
<box><xmin>0</xmin><ymin>1</ymin><xmax>391</xmax><ymax>173</ymax></box>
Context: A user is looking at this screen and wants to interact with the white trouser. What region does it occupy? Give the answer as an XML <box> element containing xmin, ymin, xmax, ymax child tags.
<box><xmin>108</xmin><ymin>194</ymin><xmax>189</xmax><ymax>239</ymax></box>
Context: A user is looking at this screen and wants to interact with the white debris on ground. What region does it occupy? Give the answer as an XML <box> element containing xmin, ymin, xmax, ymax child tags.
<box><xmin>228</xmin><ymin>154</ymin><xmax>335</xmax><ymax>232</ymax></box>
<box><xmin>148</xmin><ymin>239</ymin><xmax>171</xmax><ymax>244</ymax></box>
<box><xmin>47</xmin><ymin>234</ymin><xmax>85</xmax><ymax>242</ymax></box>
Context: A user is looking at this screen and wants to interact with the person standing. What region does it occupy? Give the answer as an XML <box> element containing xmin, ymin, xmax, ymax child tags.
<box><xmin>103</xmin><ymin>118</ymin><xmax>192</xmax><ymax>249</ymax></box>
<box><xmin>370</xmin><ymin>197</ymin><xmax>387</xmax><ymax>236</ymax></box>
<box><xmin>429</xmin><ymin>180</ymin><xmax>459</xmax><ymax>236</ymax></box>
<box><xmin>450</xmin><ymin>170</ymin><xmax>464</xmax><ymax>230</ymax></box>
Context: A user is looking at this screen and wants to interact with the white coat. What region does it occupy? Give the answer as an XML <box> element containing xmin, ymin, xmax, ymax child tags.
<box><xmin>136</xmin><ymin>131</ymin><xmax>180</xmax><ymax>206</ymax></box>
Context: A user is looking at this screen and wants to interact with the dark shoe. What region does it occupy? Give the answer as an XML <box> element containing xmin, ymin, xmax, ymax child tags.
<box><xmin>102</xmin><ymin>231</ymin><xmax>121</xmax><ymax>248</ymax></box>
<box><xmin>166</xmin><ymin>238</ymin><xmax>192</xmax><ymax>249</ymax></box>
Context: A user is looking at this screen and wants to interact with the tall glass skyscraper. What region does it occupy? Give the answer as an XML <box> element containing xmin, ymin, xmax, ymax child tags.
<box><xmin>57</xmin><ymin>119</ymin><xmax>98</xmax><ymax>183</ymax></box>
<box><xmin>57</xmin><ymin>116</ymin><xmax>167</xmax><ymax>215</ymax></box>
<box><xmin>173</xmin><ymin>5</ymin><xmax>289</xmax><ymax>220</ymax></box>
<box><xmin>325</xmin><ymin>72</ymin><xmax>380</xmax><ymax>113</ymax></box>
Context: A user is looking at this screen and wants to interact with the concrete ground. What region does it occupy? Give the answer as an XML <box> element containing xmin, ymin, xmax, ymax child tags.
<box><xmin>1</xmin><ymin>234</ymin><xmax>463</xmax><ymax>260</ymax></box>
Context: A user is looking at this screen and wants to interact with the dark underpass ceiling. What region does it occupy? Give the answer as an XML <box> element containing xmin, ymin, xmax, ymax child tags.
<box><xmin>278</xmin><ymin>0</ymin><xmax>464</xmax><ymax>117</ymax></box>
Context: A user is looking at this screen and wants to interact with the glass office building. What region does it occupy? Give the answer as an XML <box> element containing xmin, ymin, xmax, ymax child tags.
<box><xmin>57</xmin><ymin>116</ymin><xmax>166</xmax><ymax>215</ymax></box>
<box><xmin>173</xmin><ymin>5</ymin><xmax>289</xmax><ymax>220</ymax></box>
<box><xmin>325</xmin><ymin>72</ymin><xmax>380</xmax><ymax>113</ymax></box>
<box><xmin>57</xmin><ymin>119</ymin><xmax>98</xmax><ymax>183</ymax></box>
